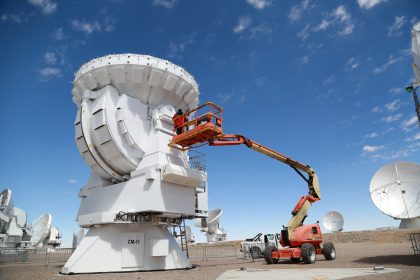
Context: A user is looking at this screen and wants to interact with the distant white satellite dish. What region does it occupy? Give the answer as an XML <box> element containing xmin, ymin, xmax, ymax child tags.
<box><xmin>184</xmin><ymin>226</ymin><xmax>194</xmax><ymax>243</ymax></box>
<box><xmin>323</xmin><ymin>211</ymin><xmax>344</xmax><ymax>232</ymax></box>
<box><xmin>31</xmin><ymin>213</ymin><xmax>52</xmax><ymax>247</ymax></box>
<box><xmin>72</xmin><ymin>228</ymin><xmax>85</xmax><ymax>248</ymax></box>
<box><xmin>207</xmin><ymin>208</ymin><xmax>222</xmax><ymax>234</ymax></box>
<box><xmin>0</xmin><ymin>188</ymin><xmax>14</xmax><ymax>216</ymax></box>
<box><xmin>13</xmin><ymin>207</ymin><xmax>27</xmax><ymax>228</ymax></box>
<box><xmin>369</xmin><ymin>162</ymin><xmax>420</xmax><ymax>219</ymax></box>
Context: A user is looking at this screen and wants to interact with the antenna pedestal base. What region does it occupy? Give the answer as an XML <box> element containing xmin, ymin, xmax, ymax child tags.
<box><xmin>62</xmin><ymin>223</ymin><xmax>191</xmax><ymax>274</ymax></box>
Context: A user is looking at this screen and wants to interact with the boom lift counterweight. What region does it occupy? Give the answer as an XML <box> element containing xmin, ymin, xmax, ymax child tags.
<box><xmin>169</xmin><ymin>102</ymin><xmax>336</xmax><ymax>264</ymax></box>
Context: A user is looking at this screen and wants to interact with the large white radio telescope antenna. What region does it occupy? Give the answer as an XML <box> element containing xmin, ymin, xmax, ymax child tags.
<box><xmin>369</xmin><ymin>162</ymin><xmax>420</xmax><ymax>219</ymax></box>
<box><xmin>323</xmin><ymin>211</ymin><xmax>344</xmax><ymax>232</ymax></box>
<box><xmin>30</xmin><ymin>213</ymin><xmax>52</xmax><ymax>247</ymax></box>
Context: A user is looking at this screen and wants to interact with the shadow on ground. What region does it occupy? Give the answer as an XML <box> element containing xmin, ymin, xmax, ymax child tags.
<box><xmin>354</xmin><ymin>255</ymin><xmax>420</xmax><ymax>266</ymax></box>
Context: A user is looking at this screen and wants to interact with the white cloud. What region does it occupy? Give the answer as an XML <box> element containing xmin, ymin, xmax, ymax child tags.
<box><xmin>246</xmin><ymin>0</ymin><xmax>272</xmax><ymax>10</ymax></box>
<box><xmin>384</xmin><ymin>99</ymin><xmax>401</xmax><ymax>112</ymax></box>
<box><xmin>370</xmin><ymin>143</ymin><xmax>420</xmax><ymax>160</ymax></box>
<box><xmin>104</xmin><ymin>15</ymin><xmax>116</xmax><ymax>32</ymax></box>
<box><xmin>255</xmin><ymin>76</ymin><xmax>267</xmax><ymax>86</ymax></box>
<box><xmin>28</xmin><ymin>0</ymin><xmax>57</xmax><ymax>15</ymax></box>
<box><xmin>168</xmin><ymin>33</ymin><xmax>195</xmax><ymax>59</ymax></box>
<box><xmin>71</xmin><ymin>20</ymin><xmax>101</xmax><ymax>35</ymax></box>
<box><xmin>218</xmin><ymin>93</ymin><xmax>233</xmax><ymax>104</ymax></box>
<box><xmin>310</xmin><ymin>5</ymin><xmax>354</xmax><ymax>37</ymax></box>
<box><xmin>322</xmin><ymin>75</ymin><xmax>335</xmax><ymax>84</ymax></box>
<box><xmin>297</xmin><ymin>23</ymin><xmax>310</xmax><ymax>41</ymax></box>
<box><xmin>381</xmin><ymin>113</ymin><xmax>402</xmax><ymax>123</ymax></box>
<box><xmin>388</xmin><ymin>16</ymin><xmax>406</xmax><ymax>37</ymax></box>
<box><xmin>332</xmin><ymin>6</ymin><xmax>354</xmax><ymax>35</ymax></box>
<box><xmin>406</xmin><ymin>132</ymin><xmax>420</xmax><ymax>142</ymax></box>
<box><xmin>362</xmin><ymin>144</ymin><xmax>384</xmax><ymax>153</ymax></box>
<box><xmin>373</xmin><ymin>55</ymin><xmax>402</xmax><ymax>74</ymax></box>
<box><xmin>357</xmin><ymin>0</ymin><xmax>385</xmax><ymax>10</ymax></box>
<box><xmin>0</xmin><ymin>13</ymin><xmax>24</xmax><ymax>23</ymax></box>
<box><xmin>233</xmin><ymin>15</ymin><xmax>252</xmax><ymax>33</ymax></box>
<box><xmin>389</xmin><ymin>87</ymin><xmax>402</xmax><ymax>94</ymax></box>
<box><xmin>300</xmin><ymin>55</ymin><xmax>309</xmax><ymax>64</ymax></box>
<box><xmin>68</xmin><ymin>179</ymin><xmax>78</xmax><ymax>184</ymax></box>
<box><xmin>44</xmin><ymin>52</ymin><xmax>57</xmax><ymax>65</ymax></box>
<box><xmin>249</xmin><ymin>22</ymin><xmax>274</xmax><ymax>39</ymax></box>
<box><xmin>51</xmin><ymin>27</ymin><xmax>65</xmax><ymax>40</ymax></box>
<box><xmin>401</xmin><ymin>116</ymin><xmax>418</xmax><ymax>131</ymax></box>
<box><xmin>313</xmin><ymin>19</ymin><xmax>330</xmax><ymax>32</ymax></box>
<box><xmin>365</xmin><ymin>132</ymin><xmax>378</xmax><ymax>139</ymax></box>
<box><xmin>344</xmin><ymin>57</ymin><xmax>359</xmax><ymax>72</ymax></box>
<box><xmin>152</xmin><ymin>0</ymin><xmax>177</xmax><ymax>8</ymax></box>
<box><xmin>288</xmin><ymin>0</ymin><xmax>313</xmax><ymax>23</ymax></box>
<box><xmin>39</xmin><ymin>67</ymin><xmax>61</xmax><ymax>79</ymax></box>
<box><xmin>372</xmin><ymin>106</ymin><xmax>382</xmax><ymax>113</ymax></box>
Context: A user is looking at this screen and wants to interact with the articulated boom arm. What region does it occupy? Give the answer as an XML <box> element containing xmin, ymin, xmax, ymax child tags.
<box><xmin>209</xmin><ymin>134</ymin><xmax>321</xmax><ymax>235</ymax></box>
<box><xmin>169</xmin><ymin>102</ymin><xmax>321</xmax><ymax>236</ymax></box>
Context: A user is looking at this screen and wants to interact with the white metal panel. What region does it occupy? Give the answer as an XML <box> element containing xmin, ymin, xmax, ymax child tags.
<box><xmin>149</xmin><ymin>69</ymin><xmax>163</xmax><ymax>87</ymax></box>
<box><xmin>83</xmin><ymin>73</ymin><xmax>97</xmax><ymax>90</ymax></box>
<box><xmin>94</xmin><ymin>68</ymin><xmax>110</xmax><ymax>86</ymax></box>
<box><xmin>162</xmin><ymin>164</ymin><xmax>205</xmax><ymax>187</ymax></box>
<box><xmin>163</xmin><ymin>74</ymin><xmax>179</xmax><ymax>91</ymax></box>
<box><xmin>111</xmin><ymin>66</ymin><xmax>126</xmax><ymax>83</ymax></box>
<box><xmin>121</xmin><ymin>233</ymin><xmax>144</xmax><ymax>268</ymax></box>
<box><xmin>151</xmin><ymin>239</ymin><xmax>169</xmax><ymax>256</ymax></box>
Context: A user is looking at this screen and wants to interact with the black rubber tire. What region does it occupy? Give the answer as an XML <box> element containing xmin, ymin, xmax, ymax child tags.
<box><xmin>263</xmin><ymin>245</ymin><xmax>279</xmax><ymax>264</ymax></box>
<box><xmin>322</xmin><ymin>242</ymin><xmax>336</xmax><ymax>260</ymax></box>
<box><xmin>301</xmin><ymin>243</ymin><xmax>316</xmax><ymax>264</ymax></box>
<box><xmin>250</xmin><ymin>246</ymin><xmax>262</xmax><ymax>259</ymax></box>
<box><xmin>290</xmin><ymin>257</ymin><xmax>301</xmax><ymax>263</ymax></box>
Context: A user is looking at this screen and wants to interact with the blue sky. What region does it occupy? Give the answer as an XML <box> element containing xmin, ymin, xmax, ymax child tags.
<box><xmin>0</xmin><ymin>0</ymin><xmax>419</xmax><ymax>246</ymax></box>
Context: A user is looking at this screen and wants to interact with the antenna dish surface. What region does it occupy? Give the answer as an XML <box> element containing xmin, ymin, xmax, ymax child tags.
<box><xmin>31</xmin><ymin>213</ymin><xmax>52</xmax><ymax>246</ymax></box>
<box><xmin>72</xmin><ymin>53</ymin><xmax>199</xmax><ymax>112</ymax></box>
<box><xmin>323</xmin><ymin>211</ymin><xmax>344</xmax><ymax>232</ymax></box>
<box><xmin>369</xmin><ymin>161</ymin><xmax>420</xmax><ymax>219</ymax></box>
<box><xmin>13</xmin><ymin>207</ymin><xmax>27</xmax><ymax>228</ymax></box>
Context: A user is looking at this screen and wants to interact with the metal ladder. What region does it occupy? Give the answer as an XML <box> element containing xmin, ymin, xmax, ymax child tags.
<box><xmin>172</xmin><ymin>220</ymin><xmax>189</xmax><ymax>258</ymax></box>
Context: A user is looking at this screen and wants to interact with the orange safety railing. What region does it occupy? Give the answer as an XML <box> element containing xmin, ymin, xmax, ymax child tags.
<box><xmin>170</xmin><ymin>102</ymin><xmax>224</xmax><ymax>150</ymax></box>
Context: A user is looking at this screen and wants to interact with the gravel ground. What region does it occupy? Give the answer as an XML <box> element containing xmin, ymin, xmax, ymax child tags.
<box><xmin>0</xmin><ymin>242</ymin><xmax>419</xmax><ymax>280</ymax></box>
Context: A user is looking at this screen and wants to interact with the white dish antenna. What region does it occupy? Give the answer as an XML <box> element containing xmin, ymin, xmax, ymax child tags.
<box><xmin>369</xmin><ymin>162</ymin><xmax>420</xmax><ymax>219</ymax></box>
<box><xmin>0</xmin><ymin>188</ymin><xmax>14</xmax><ymax>215</ymax></box>
<box><xmin>72</xmin><ymin>228</ymin><xmax>85</xmax><ymax>248</ymax></box>
<box><xmin>184</xmin><ymin>226</ymin><xmax>194</xmax><ymax>243</ymax></box>
<box><xmin>13</xmin><ymin>207</ymin><xmax>27</xmax><ymax>228</ymax></box>
<box><xmin>323</xmin><ymin>211</ymin><xmax>344</xmax><ymax>232</ymax></box>
<box><xmin>31</xmin><ymin>213</ymin><xmax>52</xmax><ymax>247</ymax></box>
<box><xmin>207</xmin><ymin>208</ymin><xmax>223</xmax><ymax>234</ymax></box>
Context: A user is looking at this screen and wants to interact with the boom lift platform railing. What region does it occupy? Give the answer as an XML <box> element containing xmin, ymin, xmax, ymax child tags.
<box><xmin>169</xmin><ymin>102</ymin><xmax>223</xmax><ymax>150</ymax></box>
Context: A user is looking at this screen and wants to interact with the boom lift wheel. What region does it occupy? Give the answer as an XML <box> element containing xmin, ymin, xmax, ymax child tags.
<box><xmin>250</xmin><ymin>246</ymin><xmax>262</xmax><ymax>260</ymax></box>
<box><xmin>301</xmin><ymin>243</ymin><xmax>316</xmax><ymax>264</ymax></box>
<box><xmin>263</xmin><ymin>245</ymin><xmax>279</xmax><ymax>264</ymax></box>
<box><xmin>322</xmin><ymin>242</ymin><xmax>336</xmax><ymax>260</ymax></box>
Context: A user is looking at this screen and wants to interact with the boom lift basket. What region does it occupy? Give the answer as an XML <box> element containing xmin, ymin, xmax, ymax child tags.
<box><xmin>169</xmin><ymin>102</ymin><xmax>223</xmax><ymax>150</ymax></box>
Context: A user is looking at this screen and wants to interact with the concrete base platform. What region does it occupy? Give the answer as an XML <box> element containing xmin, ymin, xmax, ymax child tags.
<box><xmin>217</xmin><ymin>267</ymin><xmax>400</xmax><ymax>280</ymax></box>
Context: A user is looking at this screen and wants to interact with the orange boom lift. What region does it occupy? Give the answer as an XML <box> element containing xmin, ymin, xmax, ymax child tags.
<box><xmin>169</xmin><ymin>102</ymin><xmax>336</xmax><ymax>264</ymax></box>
